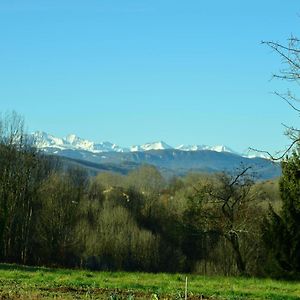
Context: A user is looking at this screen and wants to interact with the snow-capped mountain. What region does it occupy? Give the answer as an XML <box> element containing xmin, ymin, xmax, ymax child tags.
<box><xmin>32</xmin><ymin>131</ymin><xmax>127</xmax><ymax>153</ymax></box>
<box><xmin>175</xmin><ymin>144</ymin><xmax>238</xmax><ymax>154</ymax></box>
<box><xmin>29</xmin><ymin>131</ymin><xmax>279</xmax><ymax>180</ymax></box>
<box><xmin>31</xmin><ymin>131</ymin><xmax>254</xmax><ymax>157</ymax></box>
<box><xmin>33</xmin><ymin>131</ymin><xmax>65</xmax><ymax>149</ymax></box>
<box><xmin>131</xmin><ymin>141</ymin><xmax>173</xmax><ymax>152</ymax></box>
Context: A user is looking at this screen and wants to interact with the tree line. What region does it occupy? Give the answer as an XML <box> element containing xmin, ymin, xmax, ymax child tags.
<box><xmin>0</xmin><ymin>112</ymin><xmax>299</xmax><ymax>279</ymax></box>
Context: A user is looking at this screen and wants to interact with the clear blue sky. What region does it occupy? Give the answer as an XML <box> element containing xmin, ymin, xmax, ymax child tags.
<box><xmin>1</xmin><ymin>1</ymin><xmax>300</xmax><ymax>153</ymax></box>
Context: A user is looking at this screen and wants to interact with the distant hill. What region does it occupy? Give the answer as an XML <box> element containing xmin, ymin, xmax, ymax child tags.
<box><xmin>31</xmin><ymin>131</ymin><xmax>280</xmax><ymax>179</ymax></box>
<box><xmin>53</xmin><ymin>148</ymin><xmax>280</xmax><ymax>180</ymax></box>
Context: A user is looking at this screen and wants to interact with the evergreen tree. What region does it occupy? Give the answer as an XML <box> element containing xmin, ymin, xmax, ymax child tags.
<box><xmin>263</xmin><ymin>150</ymin><xmax>300</xmax><ymax>278</ymax></box>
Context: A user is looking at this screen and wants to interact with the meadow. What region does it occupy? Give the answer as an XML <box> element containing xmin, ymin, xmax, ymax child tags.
<box><xmin>0</xmin><ymin>264</ymin><xmax>299</xmax><ymax>299</ymax></box>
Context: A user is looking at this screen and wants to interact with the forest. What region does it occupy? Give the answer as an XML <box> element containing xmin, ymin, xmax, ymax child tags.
<box><xmin>0</xmin><ymin>112</ymin><xmax>299</xmax><ymax>280</ymax></box>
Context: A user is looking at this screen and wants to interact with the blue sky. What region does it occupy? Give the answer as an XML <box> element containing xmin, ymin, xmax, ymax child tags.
<box><xmin>0</xmin><ymin>1</ymin><xmax>300</xmax><ymax>153</ymax></box>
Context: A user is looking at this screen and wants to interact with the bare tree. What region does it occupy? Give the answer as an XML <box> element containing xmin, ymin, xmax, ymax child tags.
<box><xmin>251</xmin><ymin>37</ymin><xmax>300</xmax><ymax>160</ymax></box>
<box><xmin>193</xmin><ymin>167</ymin><xmax>261</xmax><ymax>275</ymax></box>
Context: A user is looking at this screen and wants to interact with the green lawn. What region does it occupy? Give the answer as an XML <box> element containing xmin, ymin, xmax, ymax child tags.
<box><xmin>0</xmin><ymin>264</ymin><xmax>299</xmax><ymax>299</ymax></box>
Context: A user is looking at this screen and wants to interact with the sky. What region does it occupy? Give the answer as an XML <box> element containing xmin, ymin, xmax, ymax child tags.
<box><xmin>1</xmin><ymin>1</ymin><xmax>300</xmax><ymax>154</ymax></box>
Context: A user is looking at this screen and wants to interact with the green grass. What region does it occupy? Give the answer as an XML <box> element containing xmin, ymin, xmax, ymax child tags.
<box><xmin>0</xmin><ymin>264</ymin><xmax>299</xmax><ymax>299</ymax></box>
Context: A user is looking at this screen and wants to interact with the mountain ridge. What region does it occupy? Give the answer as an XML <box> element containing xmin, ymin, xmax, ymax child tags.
<box><xmin>31</xmin><ymin>131</ymin><xmax>262</xmax><ymax>158</ymax></box>
<box><xmin>30</xmin><ymin>131</ymin><xmax>279</xmax><ymax>180</ymax></box>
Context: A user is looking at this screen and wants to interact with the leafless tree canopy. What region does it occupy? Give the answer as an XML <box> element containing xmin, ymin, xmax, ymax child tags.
<box><xmin>250</xmin><ymin>37</ymin><xmax>300</xmax><ymax>160</ymax></box>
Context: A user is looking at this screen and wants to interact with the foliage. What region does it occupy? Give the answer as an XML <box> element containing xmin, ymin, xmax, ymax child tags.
<box><xmin>262</xmin><ymin>150</ymin><xmax>300</xmax><ymax>278</ymax></box>
<box><xmin>0</xmin><ymin>111</ymin><xmax>289</xmax><ymax>277</ymax></box>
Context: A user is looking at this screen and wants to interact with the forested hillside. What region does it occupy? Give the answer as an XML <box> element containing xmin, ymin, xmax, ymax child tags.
<box><xmin>1</xmin><ymin>112</ymin><xmax>298</xmax><ymax>278</ymax></box>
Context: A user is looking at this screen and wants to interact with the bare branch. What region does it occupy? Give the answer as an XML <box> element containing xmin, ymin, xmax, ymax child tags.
<box><xmin>249</xmin><ymin>138</ymin><xmax>300</xmax><ymax>161</ymax></box>
<box><xmin>274</xmin><ymin>92</ymin><xmax>300</xmax><ymax>112</ymax></box>
<box><xmin>262</xmin><ymin>40</ymin><xmax>300</xmax><ymax>70</ymax></box>
<box><xmin>262</xmin><ymin>40</ymin><xmax>300</xmax><ymax>53</ymax></box>
<box><xmin>281</xmin><ymin>123</ymin><xmax>300</xmax><ymax>140</ymax></box>
<box><xmin>229</xmin><ymin>167</ymin><xmax>252</xmax><ymax>188</ymax></box>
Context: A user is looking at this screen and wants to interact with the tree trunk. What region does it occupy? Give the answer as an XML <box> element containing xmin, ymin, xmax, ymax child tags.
<box><xmin>227</xmin><ymin>232</ymin><xmax>246</xmax><ymax>275</ymax></box>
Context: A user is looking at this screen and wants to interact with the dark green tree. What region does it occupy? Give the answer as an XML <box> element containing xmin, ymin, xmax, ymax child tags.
<box><xmin>262</xmin><ymin>150</ymin><xmax>300</xmax><ymax>278</ymax></box>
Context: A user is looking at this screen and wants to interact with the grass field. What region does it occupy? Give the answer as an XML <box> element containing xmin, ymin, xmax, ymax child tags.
<box><xmin>0</xmin><ymin>264</ymin><xmax>299</xmax><ymax>299</ymax></box>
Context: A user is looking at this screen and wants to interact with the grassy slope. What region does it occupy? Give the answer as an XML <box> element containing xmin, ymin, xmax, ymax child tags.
<box><xmin>0</xmin><ymin>264</ymin><xmax>299</xmax><ymax>299</ymax></box>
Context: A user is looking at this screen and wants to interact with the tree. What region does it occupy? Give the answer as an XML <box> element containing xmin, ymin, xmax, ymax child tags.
<box><xmin>80</xmin><ymin>187</ymin><xmax>160</xmax><ymax>271</ymax></box>
<box><xmin>125</xmin><ymin>165</ymin><xmax>166</xmax><ymax>230</ymax></box>
<box><xmin>192</xmin><ymin>167</ymin><xmax>261</xmax><ymax>275</ymax></box>
<box><xmin>34</xmin><ymin>173</ymin><xmax>82</xmax><ymax>266</ymax></box>
<box><xmin>262</xmin><ymin>150</ymin><xmax>300</xmax><ymax>278</ymax></box>
<box><xmin>258</xmin><ymin>35</ymin><xmax>300</xmax><ymax>278</ymax></box>
<box><xmin>126</xmin><ymin>165</ymin><xmax>166</xmax><ymax>196</ymax></box>
<box><xmin>252</xmin><ymin>37</ymin><xmax>300</xmax><ymax>159</ymax></box>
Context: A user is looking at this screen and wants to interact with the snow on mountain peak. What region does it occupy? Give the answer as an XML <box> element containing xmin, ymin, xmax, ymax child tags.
<box><xmin>175</xmin><ymin>144</ymin><xmax>237</xmax><ymax>154</ymax></box>
<box><xmin>94</xmin><ymin>141</ymin><xmax>127</xmax><ymax>153</ymax></box>
<box><xmin>210</xmin><ymin>145</ymin><xmax>237</xmax><ymax>154</ymax></box>
<box><xmin>131</xmin><ymin>141</ymin><xmax>172</xmax><ymax>152</ymax></box>
<box><xmin>32</xmin><ymin>131</ymin><xmax>65</xmax><ymax>149</ymax></box>
<box><xmin>31</xmin><ymin>132</ymin><xmax>128</xmax><ymax>153</ymax></box>
<box><xmin>176</xmin><ymin>144</ymin><xmax>206</xmax><ymax>151</ymax></box>
<box><xmin>64</xmin><ymin>134</ymin><xmax>95</xmax><ymax>151</ymax></box>
<box><xmin>65</xmin><ymin>134</ymin><xmax>78</xmax><ymax>144</ymax></box>
<box><xmin>31</xmin><ymin>131</ymin><xmax>265</xmax><ymax>158</ymax></box>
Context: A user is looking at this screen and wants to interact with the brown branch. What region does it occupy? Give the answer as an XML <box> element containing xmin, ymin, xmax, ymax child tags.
<box><xmin>281</xmin><ymin>123</ymin><xmax>300</xmax><ymax>140</ymax></box>
<box><xmin>273</xmin><ymin>73</ymin><xmax>300</xmax><ymax>80</ymax></box>
<box><xmin>262</xmin><ymin>40</ymin><xmax>300</xmax><ymax>53</ymax></box>
<box><xmin>249</xmin><ymin>139</ymin><xmax>299</xmax><ymax>161</ymax></box>
<box><xmin>274</xmin><ymin>92</ymin><xmax>300</xmax><ymax>112</ymax></box>
<box><xmin>262</xmin><ymin>41</ymin><xmax>300</xmax><ymax>70</ymax></box>
<box><xmin>229</xmin><ymin>167</ymin><xmax>251</xmax><ymax>188</ymax></box>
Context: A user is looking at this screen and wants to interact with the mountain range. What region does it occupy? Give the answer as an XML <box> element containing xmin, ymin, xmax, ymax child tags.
<box><xmin>32</xmin><ymin>131</ymin><xmax>253</xmax><ymax>156</ymax></box>
<box><xmin>31</xmin><ymin>131</ymin><xmax>280</xmax><ymax>180</ymax></box>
